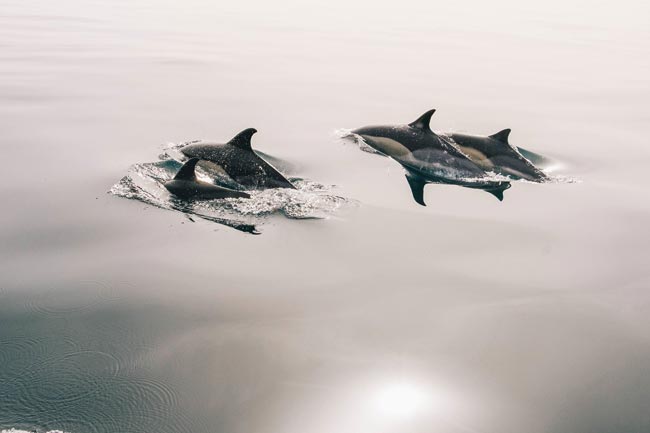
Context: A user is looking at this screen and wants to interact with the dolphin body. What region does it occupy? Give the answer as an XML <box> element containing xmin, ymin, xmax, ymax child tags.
<box><xmin>181</xmin><ymin>128</ymin><xmax>296</xmax><ymax>190</ymax></box>
<box><xmin>164</xmin><ymin>158</ymin><xmax>251</xmax><ymax>200</ymax></box>
<box><xmin>351</xmin><ymin>109</ymin><xmax>511</xmax><ymax>206</ymax></box>
<box><xmin>447</xmin><ymin>129</ymin><xmax>547</xmax><ymax>181</ymax></box>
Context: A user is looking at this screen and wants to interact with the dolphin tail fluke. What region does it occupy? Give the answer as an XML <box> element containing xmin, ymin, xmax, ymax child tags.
<box><xmin>174</xmin><ymin>158</ymin><xmax>199</xmax><ymax>181</ymax></box>
<box><xmin>405</xmin><ymin>172</ymin><xmax>427</xmax><ymax>206</ymax></box>
<box><xmin>484</xmin><ymin>182</ymin><xmax>511</xmax><ymax>201</ymax></box>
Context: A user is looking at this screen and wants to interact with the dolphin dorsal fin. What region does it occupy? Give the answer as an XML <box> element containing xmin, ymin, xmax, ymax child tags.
<box><xmin>489</xmin><ymin>128</ymin><xmax>511</xmax><ymax>144</ymax></box>
<box><xmin>227</xmin><ymin>128</ymin><xmax>258</xmax><ymax>150</ymax></box>
<box><xmin>174</xmin><ymin>158</ymin><xmax>199</xmax><ymax>181</ymax></box>
<box><xmin>408</xmin><ymin>109</ymin><xmax>436</xmax><ymax>132</ymax></box>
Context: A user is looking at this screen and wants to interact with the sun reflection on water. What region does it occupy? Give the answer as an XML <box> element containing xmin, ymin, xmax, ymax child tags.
<box><xmin>284</xmin><ymin>373</ymin><xmax>467</xmax><ymax>433</ymax></box>
<box><xmin>367</xmin><ymin>380</ymin><xmax>436</xmax><ymax>420</ymax></box>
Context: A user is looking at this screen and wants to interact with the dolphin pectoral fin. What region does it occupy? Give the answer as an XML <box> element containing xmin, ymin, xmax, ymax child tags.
<box><xmin>405</xmin><ymin>172</ymin><xmax>427</xmax><ymax>206</ymax></box>
<box><xmin>408</xmin><ymin>109</ymin><xmax>436</xmax><ymax>132</ymax></box>
<box><xmin>484</xmin><ymin>182</ymin><xmax>511</xmax><ymax>201</ymax></box>
<box><xmin>489</xmin><ymin>128</ymin><xmax>511</xmax><ymax>144</ymax></box>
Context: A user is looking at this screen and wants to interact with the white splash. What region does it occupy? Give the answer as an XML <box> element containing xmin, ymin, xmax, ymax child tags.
<box><xmin>110</xmin><ymin>142</ymin><xmax>355</xmax><ymax>233</ymax></box>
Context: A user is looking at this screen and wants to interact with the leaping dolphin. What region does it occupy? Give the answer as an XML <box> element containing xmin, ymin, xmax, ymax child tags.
<box><xmin>447</xmin><ymin>129</ymin><xmax>547</xmax><ymax>181</ymax></box>
<box><xmin>351</xmin><ymin>109</ymin><xmax>511</xmax><ymax>205</ymax></box>
<box><xmin>164</xmin><ymin>158</ymin><xmax>251</xmax><ymax>200</ymax></box>
<box><xmin>181</xmin><ymin>128</ymin><xmax>296</xmax><ymax>190</ymax></box>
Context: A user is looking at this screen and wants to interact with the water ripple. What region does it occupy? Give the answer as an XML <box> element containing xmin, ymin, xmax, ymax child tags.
<box><xmin>1</xmin><ymin>429</ymin><xmax>69</xmax><ymax>433</ymax></box>
<box><xmin>3</xmin><ymin>357</ymin><xmax>194</xmax><ymax>433</ymax></box>
<box><xmin>23</xmin><ymin>282</ymin><xmax>118</xmax><ymax>318</ymax></box>
<box><xmin>13</xmin><ymin>351</ymin><xmax>121</xmax><ymax>410</ymax></box>
<box><xmin>90</xmin><ymin>375</ymin><xmax>192</xmax><ymax>433</ymax></box>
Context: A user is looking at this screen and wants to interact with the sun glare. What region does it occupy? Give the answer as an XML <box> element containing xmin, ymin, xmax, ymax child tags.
<box><xmin>368</xmin><ymin>380</ymin><xmax>436</xmax><ymax>420</ymax></box>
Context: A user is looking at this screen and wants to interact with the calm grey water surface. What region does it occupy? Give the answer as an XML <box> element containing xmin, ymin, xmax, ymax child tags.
<box><xmin>1</xmin><ymin>0</ymin><xmax>650</xmax><ymax>432</ymax></box>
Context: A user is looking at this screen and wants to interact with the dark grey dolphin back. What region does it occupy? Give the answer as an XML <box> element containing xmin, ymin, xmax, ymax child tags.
<box><xmin>450</xmin><ymin>128</ymin><xmax>547</xmax><ymax>181</ymax></box>
<box><xmin>226</xmin><ymin>128</ymin><xmax>295</xmax><ymax>189</ymax></box>
<box><xmin>165</xmin><ymin>157</ymin><xmax>251</xmax><ymax>200</ymax></box>
<box><xmin>181</xmin><ymin>128</ymin><xmax>296</xmax><ymax>190</ymax></box>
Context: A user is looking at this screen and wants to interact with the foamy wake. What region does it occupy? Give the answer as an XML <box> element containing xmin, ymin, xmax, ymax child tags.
<box><xmin>110</xmin><ymin>141</ymin><xmax>356</xmax><ymax>234</ymax></box>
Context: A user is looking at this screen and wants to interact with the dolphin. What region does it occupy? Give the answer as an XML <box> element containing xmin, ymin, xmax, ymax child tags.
<box><xmin>351</xmin><ymin>109</ymin><xmax>511</xmax><ymax>205</ymax></box>
<box><xmin>180</xmin><ymin>128</ymin><xmax>296</xmax><ymax>190</ymax></box>
<box><xmin>164</xmin><ymin>158</ymin><xmax>251</xmax><ymax>200</ymax></box>
<box><xmin>446</xmin><ymin>129</ymin><xmax>547</xmax><ymax>181</ymax></box>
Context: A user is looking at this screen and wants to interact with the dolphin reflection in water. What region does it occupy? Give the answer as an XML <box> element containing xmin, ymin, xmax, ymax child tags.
<box><xmin>350</xmin><ymin>109</ymin><xmax>547</xmax><ymax>206</ymax></box>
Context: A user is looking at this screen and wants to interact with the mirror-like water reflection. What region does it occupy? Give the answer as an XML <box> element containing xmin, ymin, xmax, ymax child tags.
<box><xmin>1</xmin><ymin>0</ymin><xmax>649</xmax><ymax>432</ymax></box>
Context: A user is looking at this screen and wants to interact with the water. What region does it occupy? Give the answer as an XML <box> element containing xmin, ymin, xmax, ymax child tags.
<box><xmin>1</xmin><ymin>0</ymin><xmax>649</xmax><ymax>432</ymax></box>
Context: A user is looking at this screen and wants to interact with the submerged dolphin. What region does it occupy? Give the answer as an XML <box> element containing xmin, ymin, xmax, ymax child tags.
<box><xmin>447</xmin><ymin>129</ymin><xmax>547</xmax><ymax>181</ymax></box>
<box><xmin>181</xmin><ymin>128</ymin><xmax>296</xmax><ymax>190</ymax></box>
<box><xmin>164</xmin><ymin>158</ymin><xmax>251</xmax><ymax>200</ymax></box>
<box><xmin>351</xmin><ymin>109</ymin><xmax>511</xmax><ymax>205</ymax></box>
